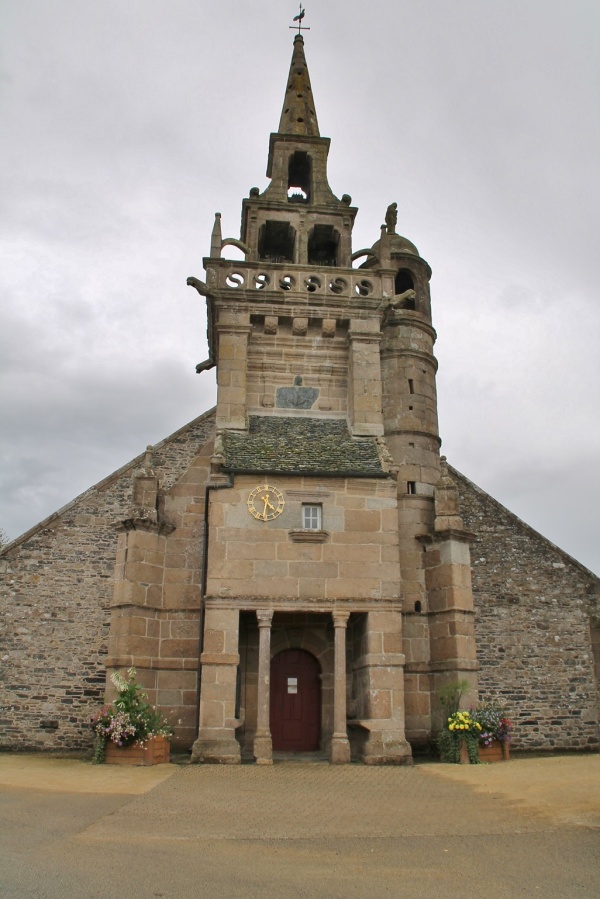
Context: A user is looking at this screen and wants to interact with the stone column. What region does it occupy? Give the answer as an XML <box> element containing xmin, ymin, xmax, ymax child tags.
<box><xmin>352</xmin><ymin>610</ymin><xmax>413</xmax><ymax>765</ymax></box>
<box><xmin>191</xmin><ymin>608</ymin><xmax>241</xmax><ymax>764</ymax></box>
<box><xmin>253</xmin><ymin>610</ymin><xmax>273</xmax><ymax>765</ymax></box>
<box><xmin>331</xmin><ymin>611</ymin><xmax>351</xmax><ymax>764</ymax></box>
<box><xmin>425</xmin><ymin>458</ymin><xmax>478</xmax><ymax>730</ymax></box>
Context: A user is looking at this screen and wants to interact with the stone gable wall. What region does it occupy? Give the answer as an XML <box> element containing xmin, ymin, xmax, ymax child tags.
<box><xmin>0</xmin><ymin>410</ymin><xmax>215</xmax><ymax>751</ymax></box>
<box><xmin>452</xmin><ymin>466</ymin><xmax>600</xmax><ymax>751</ymax></box>
<box><xmin>2</xmin><ymin>421</ymin><xmax>599</xmax><ymax>755</ymax></box>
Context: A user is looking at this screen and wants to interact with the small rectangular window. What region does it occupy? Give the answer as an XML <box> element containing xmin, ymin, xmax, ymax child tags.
<box><xmin>302</xmin><ymin>504</ymin><xmax>322</xmax><ymax>530</ymax></box>
<box><xmin>407</xmin><ymin>481</ymin><xmax>416</xmax><ymax>495</ymax></box>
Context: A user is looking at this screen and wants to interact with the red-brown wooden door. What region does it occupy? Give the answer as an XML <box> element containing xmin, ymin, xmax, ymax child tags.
<box><xmin>270</xmin><ymin>649</ymin><xmax>321</xmax><ymax>751</ymax></box>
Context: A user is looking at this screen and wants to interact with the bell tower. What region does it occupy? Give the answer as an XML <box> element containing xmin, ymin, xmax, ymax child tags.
<box><xmin>188</xmin><ymin>27</ymin><xmax>477</xmax><ymax>763</ymax></box>
<box><xmin>195</xmin><ymin>31</ymin><xmax>386</xmax><ymax>443</ymax></box>
<box><xmin>242</xmin><ymin>34</ymin><xmax>356</xmax><ymax>270</ymax></box>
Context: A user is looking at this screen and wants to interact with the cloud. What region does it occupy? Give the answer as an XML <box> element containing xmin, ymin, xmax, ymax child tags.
<box><xmin>0</xmin><ymin>1</ymin><xmax>598</xmax><ymax>576</ymax></box>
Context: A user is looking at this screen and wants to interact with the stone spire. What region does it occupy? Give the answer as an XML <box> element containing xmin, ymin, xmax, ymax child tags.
<box><xmin>277</xmin><ymin>34</ymin><xmax>320</xmax><ymax>137</ymax></box>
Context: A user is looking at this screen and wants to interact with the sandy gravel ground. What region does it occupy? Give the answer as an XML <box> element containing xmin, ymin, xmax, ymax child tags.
<box><xmin>1</xmin><ymin>752</ymin><xmax>598</xmax><ymax>899</ymax></box>
<box><xmin>421</xmin><ymin>753</ymin><xmax>600</xmax><ymax>828</ymax></box>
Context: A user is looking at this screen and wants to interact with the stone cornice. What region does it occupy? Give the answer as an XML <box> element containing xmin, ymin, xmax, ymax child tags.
<box><xmin>205</xmin><ymin>596</ymin><xmax>402</xmax><ymax>613</ymax></box>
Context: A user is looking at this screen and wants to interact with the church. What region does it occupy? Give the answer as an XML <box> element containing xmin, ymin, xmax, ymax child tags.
<box><xmin>1</xmin><ymin>33</ymin><xmax>598</xmax><ymax>762</ymax></box>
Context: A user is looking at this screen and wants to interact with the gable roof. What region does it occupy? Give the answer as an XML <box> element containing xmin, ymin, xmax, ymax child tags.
<box><xmin>450</xmin><ymin>463</ymin><xmax>599</xmax><ymax>582</ymax></box>
<box><xmin>0</xmin><ymin>408</ymin><xmax>217</xmax><ymax>557</ymax></box>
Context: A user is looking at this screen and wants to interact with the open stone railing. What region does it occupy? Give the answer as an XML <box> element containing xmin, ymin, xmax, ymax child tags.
<box><xmin>207</xmin><ymin>260</ymin><xmax>386</xmax><ymax>303</ymax></box>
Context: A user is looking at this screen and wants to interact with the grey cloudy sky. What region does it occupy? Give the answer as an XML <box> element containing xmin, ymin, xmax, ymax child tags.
<box><xmin>1</xmin><ymin>0</ymin><xmax>598</xmax><ymax>575</ymax></box>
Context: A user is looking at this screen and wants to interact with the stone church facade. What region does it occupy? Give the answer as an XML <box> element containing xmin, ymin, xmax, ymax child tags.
<box><xmin>1</xmin><ymin>36</ymin><xmax>599</xmax><ymax>761</ymax></box>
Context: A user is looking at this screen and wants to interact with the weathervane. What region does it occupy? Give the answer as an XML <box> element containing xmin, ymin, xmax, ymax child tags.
<box><xmin>290</xmin><ymin>4</ymin><xmax>309</xmax><ymax>35</ymax></box>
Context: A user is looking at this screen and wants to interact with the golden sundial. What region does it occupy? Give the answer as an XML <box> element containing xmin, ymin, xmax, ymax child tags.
<box><xmin>247</xmin><ymin>484</ymin><xmax>285</xmax><ymax>521</ymax></box>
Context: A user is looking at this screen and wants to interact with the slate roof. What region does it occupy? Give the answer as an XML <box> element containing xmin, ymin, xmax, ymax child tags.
<box><xmin>223</xmin><ymin>416</ymin><xmax>386</xmax><ymax>477</ymax></box>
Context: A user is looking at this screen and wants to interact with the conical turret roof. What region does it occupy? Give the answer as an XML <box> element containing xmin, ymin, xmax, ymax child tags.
<box><xmin>277</xmin><ymin>34</ymin><xmax>320</xmax><ymax>136</ymax></box>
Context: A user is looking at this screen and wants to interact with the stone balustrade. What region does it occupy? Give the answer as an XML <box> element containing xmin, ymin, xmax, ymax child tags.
<box><xmin>207</xmin><ymin>260</ymin><xmax>385</xmax><ymax>304</ymax></box>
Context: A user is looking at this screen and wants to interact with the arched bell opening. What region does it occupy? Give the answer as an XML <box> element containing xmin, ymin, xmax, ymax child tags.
<box><xmin>308</xmin><ymin>224</ymin><xmax>339</xmax><ymax>266</ymax></box>
<box><xmin>394</xmin><ymin>269</ymin><xmax>416</xmax><ymax>308</ymax></box>
<box><xmin>287</xmin><ymin>151</ymin><xmax>311</xmax><ymax>203</ymax></box>
<box><xmin>258</xmin><ymin>221</ymin><xmax>296</xmax><ymax>263</ymax></box>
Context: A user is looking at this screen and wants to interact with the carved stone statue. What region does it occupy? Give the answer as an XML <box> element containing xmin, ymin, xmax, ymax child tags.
<box><xmin>213</xmin><ymin>431</ymin><xmax>225</xmax><ymax>460</ymax></box>
<box><xmin>385</xmin><ymin>202</ymin><xmax>398</xmax><ymax>235</ymax></box>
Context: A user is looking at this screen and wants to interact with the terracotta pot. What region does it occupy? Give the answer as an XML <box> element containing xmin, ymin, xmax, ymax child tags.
<box><xmin>478</xmin><ymin>739</ymin><xmax>510</xmax><ymax>763</ymax></box>
<box><xmin>104</xmin><ymin>734</ymin><xmax>170</xmax><ymax>766</ymax></box>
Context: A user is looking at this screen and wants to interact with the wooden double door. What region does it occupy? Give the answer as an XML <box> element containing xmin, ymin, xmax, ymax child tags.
<box><xmin>270</xmin><ymin>649</ymin><xmax>321</xmax><ymax>751</ymax></box>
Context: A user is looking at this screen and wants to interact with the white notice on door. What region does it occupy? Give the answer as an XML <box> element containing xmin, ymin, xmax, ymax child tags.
<box><xmin>287</xmin><ymin>677</ymin><xmax>298</xmax><ymax>694</ymax></box>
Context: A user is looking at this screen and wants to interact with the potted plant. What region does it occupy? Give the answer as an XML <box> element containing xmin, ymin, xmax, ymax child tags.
<box><xmin>436</xmin><ymin>681</ymin><xmax>481</xmax><ymax>764</ymax></box>
<box><xmin>437</xmin><ymin>709</ymin><xmax>482</xmax><ymax>764</ymax></box>
<box><xmin>474</xmin><ymin>701</ymin><xmax>512</xmax><ymax>761</ymax></box>
<box><xmin>90</xmin><ymin>668</ymin><xmax>172</xmax><ymax>765</ymax></box>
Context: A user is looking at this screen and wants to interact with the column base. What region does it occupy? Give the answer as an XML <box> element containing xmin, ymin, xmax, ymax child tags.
<box><xmin>330</xmin><ymin>733</ymin><xmax>351</xmax><ymax>764</ymax></box>
<box><xmin>362</xmin><ymin>734</ymin><xmax>413</xmax><ymax>766</ymax></box>
<box><xmin>190</xmin><ymin>737</ymin><xmax>241</xmax><ymax>765</ymax></box>
<box><xmin>253</xmin><ymin>732</ymin><xmax>273</xmax><ymax>765</ymax></box>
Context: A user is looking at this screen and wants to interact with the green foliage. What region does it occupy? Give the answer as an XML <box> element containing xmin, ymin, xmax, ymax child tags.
<box><xmin>90</xmin><ymin>668</ymin><xmax>171</xmax><ymax>764</ymax></box>
<box><xmin>437</xmin><ymin>728</ymin><xmax>480</xmax><ymax>764</ymax></box>
<box><xmin>437</xmin><ymin>709</ymin><xmax>481</xmax><ymax>764</ymax></box>
<box><xmin>437</xmin><ymin>680</ymin><xmax>471</xmax><ymax>717</ymax></box>
<box><xmin>436</xmin><ymin>681</ymin><xmax>476</xmax><ymax>764</ymax></box>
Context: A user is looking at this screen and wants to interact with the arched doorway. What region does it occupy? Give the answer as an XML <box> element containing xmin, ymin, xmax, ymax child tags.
<box><xmin>270</xmin><ymin>648</ymin><xmax>321</xmax><ymax>751</ymax></box>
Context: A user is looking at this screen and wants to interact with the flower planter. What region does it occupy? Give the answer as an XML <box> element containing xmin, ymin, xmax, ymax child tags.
<box><xmin>478</xmin><ymin>740</ymin><xmax>510</xmax><ymax>763</ymax></box>
<box><xmin>459</xmin><ymin>739</ymin><xmax>471</xmax><ymax>764</ymax></box>
<box><xmin>104</xmin><ymin>735</ymin><xmax>170</xmax><ymax>766</ymax></box>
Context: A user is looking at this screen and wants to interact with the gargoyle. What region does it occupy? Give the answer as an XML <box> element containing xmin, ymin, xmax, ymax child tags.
<box><xmin>186</xmin><ymin>276</ymin><xmax>211</xmax><ymax>297</ymax></box>
<box><xmin>385</xmin><ymin>288</ymin><xmax>416</xmax><ymax>310</ymax></box>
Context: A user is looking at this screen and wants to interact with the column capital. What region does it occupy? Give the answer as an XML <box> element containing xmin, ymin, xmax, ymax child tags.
<box><xmin>256</xmin><ymin>609</ymin><xmax>274</xmax><ymax>627</ymax></box>
<box><xmin>332</xmin><ymin>611</ymin><xmax>350</xmax><ymax>628</ymax></box>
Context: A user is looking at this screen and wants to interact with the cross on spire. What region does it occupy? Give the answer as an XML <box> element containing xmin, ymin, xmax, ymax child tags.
<box><xmin>290</xmin><ymin>4</ymin><xmax>310</xmax><ymax>35</ymax></box>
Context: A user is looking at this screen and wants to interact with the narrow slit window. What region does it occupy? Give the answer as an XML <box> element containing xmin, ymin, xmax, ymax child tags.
<box><xmin>302</xmin><ymin>504</ymin><xmax>322</xmax><ymax>530</ymax></box>
<box><xmin>407</xmin><ymin>481</ymin><xmax>416</xmax><ymax>495</ymax></box>
<box><xmin>408</xmin><ymin>379</ymin><xmax>414</xmax><ymax>394</ymax></box>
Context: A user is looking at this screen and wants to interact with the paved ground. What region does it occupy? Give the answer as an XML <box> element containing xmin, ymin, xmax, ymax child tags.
<box><xmin>0</xmin><ymin>753</ymin><xmax>599</xmax><ymax>898</ymax></box>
